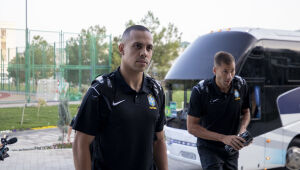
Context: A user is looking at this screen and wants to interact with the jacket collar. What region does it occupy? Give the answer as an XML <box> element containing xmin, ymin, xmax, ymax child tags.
<box><xmin>212</xmin><ymin>76</ymin><xmax>234</xmax><ymax>95</ymax></box>
<box><xmin>115</xmin><ymin>67</ymin><xmax>150</xmax><ymax>94</ymax></box>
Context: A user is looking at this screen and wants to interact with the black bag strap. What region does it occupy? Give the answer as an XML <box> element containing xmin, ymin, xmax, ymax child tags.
<box><xmin>90</xmin><ymin>73</ymin><xmax>116</xmax><ymax>168</ymax></box>
<box><xmin>92</xmin><ymin>72</ymin><xmax>116</xmax><ymax>112</ymax></box>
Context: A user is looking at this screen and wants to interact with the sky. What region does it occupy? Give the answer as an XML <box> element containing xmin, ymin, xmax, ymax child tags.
<box><xmin>1</xmin><ymin>0</ymin><xmax>300</xmax><ymax>42</ymax></box>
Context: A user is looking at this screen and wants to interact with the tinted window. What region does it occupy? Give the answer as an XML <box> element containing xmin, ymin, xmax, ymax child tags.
<box><xmin>261</xmin><ymin>40</ymin><xmax>300</xmax><ymax>85</ymax></box>
<box><xmin>244</xmin><ymin>40</ymin><xmax>300</xmax><ymax>137</ymax></box>
<box><xmin>240</xmin><ymin>46</ymin><xmax>266</xmax><ymax>78</ymax></box>
<box><xmin>286</xmin><ymin>52</ymin><xmax>300</xmax><ymax>82</ymax></box>
<box><xmin>264</xmin><ymin>49</ymin><xmax>300</xmax><ymax>85</ymax></box>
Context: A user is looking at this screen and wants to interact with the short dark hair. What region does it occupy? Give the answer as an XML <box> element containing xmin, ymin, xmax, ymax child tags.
<box><xmin>214</xmin><ymin>51</ymin><xmax>235</xmax><ymax>66</ymax></box>
<box><xmin>121</xmin><ymin>25</ymin><xmax>150</xmax><ymax>42</ymax></box>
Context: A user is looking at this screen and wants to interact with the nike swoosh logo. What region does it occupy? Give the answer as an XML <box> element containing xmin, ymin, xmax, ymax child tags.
<box><xmin>210</xmin><ymin>98</ymin><xmax>219</xmax><ymax>103</ymax></box>
<box><xmin>112</xmin><ymin>100</ymin><xmax>125</xmax><ymax>106</ymax></box>
<box><xmin>212</xmin><ymin>99</ymin><xmax>219</xmax><ymax>102</ymax></box>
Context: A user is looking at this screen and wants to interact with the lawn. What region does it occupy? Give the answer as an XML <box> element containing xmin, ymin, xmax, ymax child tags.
<box><xmin>171</xmin><ymin>90</ymin><xmax>192</xmax><ymax>109</ymax></box>
<box><xmin>0</xmin><ymin>104</ymin><xmax>79</xmax><ymax>131</ymax></box>
<box><xmin>0</xmin><ymin>90</ymin><xmax>190</xmax><ymax>130</ymax></box>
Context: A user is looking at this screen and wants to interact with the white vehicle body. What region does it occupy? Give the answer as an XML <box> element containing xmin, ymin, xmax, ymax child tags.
<box><xmin>166</xmin><ymin>114</ymin><xmax>300</xmax><ymax>169</ymax></box>
<box><xmin>164</xmin><ymin>28</ymin><xmax>300</xmax><ymax>169</ymax></box>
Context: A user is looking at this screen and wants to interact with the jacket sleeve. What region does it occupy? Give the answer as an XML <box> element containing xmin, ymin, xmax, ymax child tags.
<box><xmin>155</xmin><ymin>86</ymin><xmax>166</xmax><ymax>132</ymax></box>
<box><xmin>188</xmin><ymin>86</ymin><xmax>204</xmax><ymax>118</ymax></box>
<box><xmin>73</xmin><ymin>83</ymin><xmax>109</xmax><ymax>136</ymax></box>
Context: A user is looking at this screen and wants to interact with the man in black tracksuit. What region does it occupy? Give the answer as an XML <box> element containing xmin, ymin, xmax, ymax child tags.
<box><xmin>187</xmin><ymin>51</ymin><xmax>251</xmax><ymax>170</ymax></box>
<box><xmin>72</xmin><ymin>25</ymin><xmax>168</xmax><ymax>170</ymax></box>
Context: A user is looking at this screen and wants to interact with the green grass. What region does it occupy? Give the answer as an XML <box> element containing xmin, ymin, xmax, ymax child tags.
<box><xmin>0</xmin><ymin>104</ymin><xmax>79</xmax><ymax>131</ymax></box>
<box><xmin>171</xmin><ymin>90</ymin><xmax>191</xmax><ymax>109</ymax></box>
<box><xmin>0</xmin><ymin>90</ymin><xmax>190</xmax><ymax>130</ymax></box>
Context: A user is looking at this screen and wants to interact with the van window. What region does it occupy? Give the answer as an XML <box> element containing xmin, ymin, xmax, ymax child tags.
<box><xmin>240</xmin><ymin>46</ymin><xmax>266</xmax><ymax>79</ymax></box>
<box><xmin>286</xmin><ymin>51</ymin><xmax>300</xmax><ymax>82</ymax></box>
<box><xmin>265</xmin><ymin>49</ymin><xmax>300</xmax><ymax>85</ymax></box>
<box><xmin>258</xmin><ymin>40</ymin><xmax>300</xmax><ymax>85</ymax></box>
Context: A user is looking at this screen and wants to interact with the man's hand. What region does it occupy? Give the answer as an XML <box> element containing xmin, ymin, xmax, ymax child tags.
<box><xmin>221</xmin><ymin>135</ymin><xmax>246</xmax><ymax>150</ymax></box>
<box><xmin>67</xmin><ymin>126</ymin><xmax>72</xmax><ymax>143</ymax></box>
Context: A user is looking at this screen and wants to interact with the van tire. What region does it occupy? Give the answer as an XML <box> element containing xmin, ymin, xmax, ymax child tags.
<box><xmin>285</xmin><ymin>138</ymin><xmax>300</xmax><ymax>170</ymax></box>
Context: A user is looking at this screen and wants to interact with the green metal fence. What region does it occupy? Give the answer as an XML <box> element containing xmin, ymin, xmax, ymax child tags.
<box><xmin>0</xmin><ymin>28</ymin><xmax>112</xmax><ymax>104</ymax></box>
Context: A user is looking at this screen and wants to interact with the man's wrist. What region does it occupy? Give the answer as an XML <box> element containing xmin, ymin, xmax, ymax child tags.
<box><xmin>218</xmin><ymin>134</ymin><xmax>226</xmax><ymax>143</ymax></box>
<box><xmin>239</xmin><ymin>127</ymin><xmax>247</xmax><ymax>134</ymax></box>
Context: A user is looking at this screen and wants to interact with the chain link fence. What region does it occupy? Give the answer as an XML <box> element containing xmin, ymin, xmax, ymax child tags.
<box><xmin>0</xmin><ymin>28</ymin><xmax>112</xmax><ymax>104</ymax></box>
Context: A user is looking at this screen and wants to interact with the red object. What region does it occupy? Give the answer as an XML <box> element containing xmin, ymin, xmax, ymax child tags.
<box><xmin>0</xmin><ymin>92</ymin><xmax>10</xmax><ymax>99</ymax></box>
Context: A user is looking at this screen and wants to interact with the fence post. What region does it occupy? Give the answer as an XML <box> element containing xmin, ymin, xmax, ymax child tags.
<box><xmin>54</xmin><ymin>42</ymin><xmax>56</xmax><ymax>79</ymax></box>
<box><xmin>25</xmin><ymin>27</ymin><xmax>30</xmax><ymax>103</ymax></box>
<box><xmin>16</xmin><ymin>47</ymin><xmax>19</xmax><ymax>93</ymax></box>
<box><xmin>109</xmin><ymin>34</ymin><xmax>112</xmax><ymax>72</ymax></box>
<box><xmin>1</xmin><ymin>48</ymin><xmax>3</xmax><ymax>90</ymax></box>
<box><xmin>31</xmin><ymin>45</ymin><xmax>35</xmax><ymax>93</ymax></box>
<box><xmin>78</xmin><ymin>38</ymin><xmax>82</xmax><ymax>90</ymax></box>
<box><xmin>8</xmin><ymin>48</ymin><xmax>10</xmax><ymax>91</ymax></box>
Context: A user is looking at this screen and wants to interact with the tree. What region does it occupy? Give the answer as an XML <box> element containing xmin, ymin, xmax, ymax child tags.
<box><xmin>66</xmin><ymin>12</ymin><xmax>182</xmax><ymax>82</ymax></box>
<box><xmin>7</xmin><ymin>35</ymin><xmax>54</xmax><ymax>84</ymax></box>
<box><xmin>30</xmin><ymin>36</ymin><xmax>55</xmax><ymax>79</ymax></box>
<box><xmin>66</xmin><ymin>25</ymin><xmax>111</xmax><ymax>85</ymax></box>
<box><xmin>123</xmin><ymin>11</ymin><xmax>182</xmax><ymax>80</ymax></box>
<box><xmin>111</xmin><ymin>36</ymin><xmax>121</xmax><ymax>70</ymax></box>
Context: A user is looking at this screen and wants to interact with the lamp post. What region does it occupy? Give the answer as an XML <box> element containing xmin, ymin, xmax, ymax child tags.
<box><xmin>25</xmin><ymin>0</ymin><xmax>30</xmax><ymax>103</ymax></box>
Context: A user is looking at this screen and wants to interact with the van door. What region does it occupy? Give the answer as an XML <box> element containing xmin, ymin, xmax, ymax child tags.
<box><xmin>238</xmin><ymin>45</ymin><xmax>266</xmax><ymax>169</ymax></box>
<box><xmin>239</xmin><ymin>82</ymin><xmax>266</xmax><ymax>170</ymax></box>
<box><xmin>263</xmin><ymin>86</ymin><xmax>284</xmax><ymax>168</ymax></box>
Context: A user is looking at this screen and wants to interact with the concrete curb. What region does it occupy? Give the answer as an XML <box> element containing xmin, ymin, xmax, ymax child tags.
<box><xmin>0</xmin><ymin>126</ymin><xmax>58</xmax><ymax>134</ymax></box>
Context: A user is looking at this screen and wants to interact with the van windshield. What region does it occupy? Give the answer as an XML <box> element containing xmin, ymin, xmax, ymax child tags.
<box><xmin>165</xmin><ymin>31</ymin><xmax>257</xmax><ymax>80</ymax></box>
<box><xmin>165</xmin><ymin>81</ymin><xmax>193</xmax><ymax>130</ymax></box>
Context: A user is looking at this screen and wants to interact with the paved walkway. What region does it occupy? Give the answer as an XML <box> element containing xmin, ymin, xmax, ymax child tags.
<box><xmin>0</xmin><ymin>149</ymin><xmax>74</xmax><ymax>170</ymax></box>
<box><xmin>0</xmin><ymin>128</ymin><xmax>75</xmax><ymax>170</ymax></box>
<box><xmin>4</xmin><ymin>128</ymin><xmax>70</xmax><ymax>151</ymax></box>
<box><xmin>0</xmin><ymin>128</ymin><xmax>201</xmax><ymax>170</ymax></box>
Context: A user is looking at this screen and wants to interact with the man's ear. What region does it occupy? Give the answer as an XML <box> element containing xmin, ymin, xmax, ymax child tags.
<box><xmin>119</xmin><ymin>43</ymin><xmax>124</xmax><ymax>56</ymax></box>
<box><xmin>213</xmin><ymin>66</ymin><xmax>216</xmax><ymax>75</ymax></box>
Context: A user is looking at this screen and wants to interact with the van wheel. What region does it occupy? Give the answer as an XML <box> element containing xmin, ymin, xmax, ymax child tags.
<box><xmin>285</xmin><ymin>146</ymin><xmax>300</xmax><ymax>170</ymax></box>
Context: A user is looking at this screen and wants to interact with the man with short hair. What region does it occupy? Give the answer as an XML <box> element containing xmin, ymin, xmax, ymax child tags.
<box><xmin>72</xmin><ymin>25</ymin><xmax>168</xmax><ymax>170</ymax></box>
<box><xmin>187</xmin><ymin>51</ymin><xmax>251</xmax><ymax>170</ymax></box>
